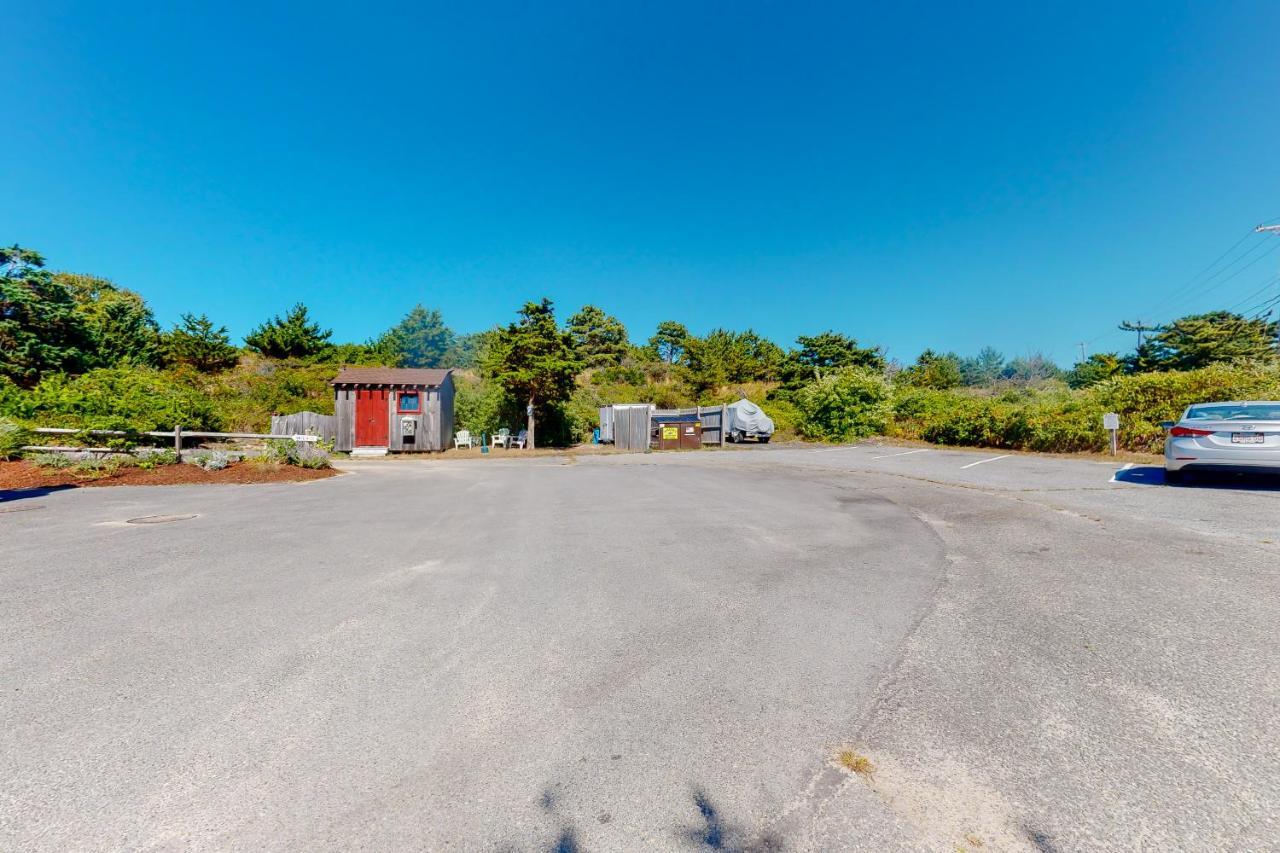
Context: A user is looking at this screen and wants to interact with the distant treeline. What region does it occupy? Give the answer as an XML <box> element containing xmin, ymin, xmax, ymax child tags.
<box><xmin>3</xmin><ymin>243</ymin><xmax>1278</xmax><ymax>449</ymax></box>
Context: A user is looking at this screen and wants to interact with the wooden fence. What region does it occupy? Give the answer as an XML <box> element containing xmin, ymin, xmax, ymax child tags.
<box><xmin>652</xmin><ymin>405</ymin><xmax>727</xmax><ymax>446</ymax></box>
<box><xmin>22</xmin><ymin>426</ymin><xmax>317</xmax><ymax>460</ymax></box>
<box><xmin>602</xmin><ymin>403</ymin><xmax>728</xmax><ymax>451</ymax></box>
<box><xmin>270</xmin><ymin>411</ymin><xmax>336</xmax><ymax>443</ymax></box>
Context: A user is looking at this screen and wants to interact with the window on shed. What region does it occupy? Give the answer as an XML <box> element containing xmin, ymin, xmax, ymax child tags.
<box><xmin>397</xmin><ymin>391</ymin><xmax>421</xmax><ymax>413</ymax></box>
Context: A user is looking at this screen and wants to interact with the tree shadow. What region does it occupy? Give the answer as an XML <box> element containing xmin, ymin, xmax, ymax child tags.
<box><xmin>538</xmin><ymin>788</ymin><xmax>581</xmax><ymax>853</ymax></box>
<box><xmin>0</xmin><ymin>484</ymin><xmax>75</xmax><ymax>505</ymax></box>
<box><xmin>678</xmin><ymin>789</ymin><xmax>784</xmax><ymax>852</ymax></box>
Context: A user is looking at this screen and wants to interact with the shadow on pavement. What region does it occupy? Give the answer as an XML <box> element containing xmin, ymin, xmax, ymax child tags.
<box><xmin>1115</xmin><ymin>465</ymin><xmax>1280</xmax><ymax>491</ymax></box>
<box><xmin>0</xmin><ymin>484</ymin><xmax>75</xmax><ymax>504</ymax></box>
<box><xmin>677</xmin><ymin>789</ymin><xmax>784</xmax><ymax>852</ymax></box>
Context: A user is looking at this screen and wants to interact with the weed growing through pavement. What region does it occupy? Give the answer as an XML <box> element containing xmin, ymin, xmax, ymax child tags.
<box><xmin>836</xmin><ymin>750</ymin><xmax>875</xmax><ymax>777</ymax></box>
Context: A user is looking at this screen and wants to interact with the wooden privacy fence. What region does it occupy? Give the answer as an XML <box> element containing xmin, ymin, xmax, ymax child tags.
<box><xmin>652</xmin><ymin>405</ymin><xmax>726</xmax><ymax>446</ymax></box>
<box><xmin>602</xmin><ymin>404</ymin><xmax>727</xmax><ymax>451</ymax></box>
<box><xmin>270</xmin><ymin>411</ymin><xmax>336</xmax><ymax>443</ymax></box>
<box><xmin>608</xmin><ymin>405</ymin><xmax>653</xmax><ymax>451</ymax></box>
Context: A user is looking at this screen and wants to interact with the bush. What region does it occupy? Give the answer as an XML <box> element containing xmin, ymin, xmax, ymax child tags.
<box><xmin>795</xmin><ymin>367</ymin><xmax>891</xmax><ymax>442</ymax></box>
<box><xmin>74</xmin><ymin>456</ymin><xmax>135</xmax><ymax>477</ymax></box>
<box><xmin>760</xmin><ymin>397</ymin><xmax>800</xmax><ymax>440</ymax></box>
<box><xmin>195</xmin><ymin>450</ymin><xmax>231</xmax><ymax>471</ymax></box>
<box><xmin>136</xmin><ymin>447</ymin><xmax>180</xmax><ymax>469</ymax></box>
<box><xmin>0</xmin><ymin>417</ymin><xmax>30</xmax><ymax>460</ymax></box>
<box><xmin>18</xmin><ymin>367</ymin><xmax>220</xmax><ymax>431</ymax></box>
<box><xmin>31</xmin><ymin>452</ymin><xmax>75</xmax><ymax>469</ymax></box>
<box><xmin>255</xmin><ymin>437</ymin><xmax>330</xmax><ymax>468</ymax></box>
<box><xmin>1088</xmin><ymin>362</ymin><xmax>1280</xmax><ymax>453</ymax></box>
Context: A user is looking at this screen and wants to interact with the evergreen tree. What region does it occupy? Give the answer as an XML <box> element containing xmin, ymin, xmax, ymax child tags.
<box><xmin>780</xmin><ymin>331</ymin><xmax>884</xmax><ymax>389</ymax></box>
<box><xmin>1065</xmin><ymin>352</ymin><xmax>1123</xmax><ymax>388</ymax></box>
<box><xmin>899</xmin><ymin>349</ymin><xmax>963</xmax><ymax>389</ymax></box>
<box><xmin>1128</xmin><ymin>311</ymin><xmax>1278</xmax><ymax>372</ymax></box>
<box><xmin>567</xmin><ymin>305</ymin><xmax>629</xmax><ymax>368</ymax></box>
<box><xmin>647</xmin><ymin>321</ymin><xmax>690</xmax><ymax>364</ymax></box>
<box><xmin>684</xmin><ymin>328</ymin><xmax>784</xmax><ymax>393</ymax></box>
<box><xmin>384</xmin><ymin>304</ymin><xmax>455</xmax><ymax>368</ymax></box>
<box><xmin>481</xmin><ymin>298</ymin><xmax>582</xmax><ymax>449</ymax></box>
<box><xmin>162</xmin><ymin>313</ymin><xmax>240</xmax><ymax>372</ymax></box>
<box><xmin>244</xmin><ymin>303</ymin><xmax>332</xmax><ymax>359</ymax></box>
<box><xmin>958</xmin><ymin>346</ymin><xmax>1005</xmax><ymax>386</ymax></box>
<box><xmin>56</xmin><ymin>272</ymin><xmax>162</xmax><ymax>367</ymax></box>
<box><xmin>0</xmin><ymin>245</ymin><xmax>93</xmax><ymax>387</ymax></box>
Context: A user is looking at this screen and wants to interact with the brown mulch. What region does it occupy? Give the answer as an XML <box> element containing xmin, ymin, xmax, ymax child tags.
<box><xmin>0</xmin><ymin>460</ymin><xmax>337</xmax><ymax>491</ymax></box>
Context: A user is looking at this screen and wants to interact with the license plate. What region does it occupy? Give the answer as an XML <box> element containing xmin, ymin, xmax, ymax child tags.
<box><xmin>1232</xmin><ymin>432</ymin><xmax>1264</xmax><ymax>444</ymax></box>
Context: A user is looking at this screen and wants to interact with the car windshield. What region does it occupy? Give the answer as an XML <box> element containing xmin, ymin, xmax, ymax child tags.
<box><xmin>1185</xmin><ymin>404</ymin><xmax>1280</xmax><ymax>421</ymax></box>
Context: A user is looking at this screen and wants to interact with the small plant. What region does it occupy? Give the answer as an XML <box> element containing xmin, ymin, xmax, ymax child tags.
<box><xmin>836</xmin><ymin>750</ymin><xmax>876</xmax><ymax>777</ymax></box>
<box><xmin>290</xmin><ymin>443</ymin><xmax>331</xmax><ymax>469</ymax></box>
<box><xmin>253</xmin><ymin>437</ymin><xmax>330</xmax><ymax>468</ymax></box>
<box><xmin>136</xmin><ymin>448</ymin><xmax>180</xmax><ymax>470</ymax></box>
<box><xmin>31</xmin><ymin>452</ymin><xmax>75</xmax><ymax>469</ymax></box>
<box><xmin>73</xmin><ymin>455</ymin><xmax>134</xmax><ymax>478</ymax></box>
<box><xmin>256</xmin><ymin>438</ymin><xmax>295</xmax><ymax>464</ymax></box>
<box><xmin>197</xmin><ymin>450</ymin><xmax>231</xmax><ymax>471</ymax></box>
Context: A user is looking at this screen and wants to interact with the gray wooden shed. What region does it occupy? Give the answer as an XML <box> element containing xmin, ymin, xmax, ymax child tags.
<box><xmin>331</xmin><ymin>367</ymin><xmax>455</xmax><ymax>453</ymax></box>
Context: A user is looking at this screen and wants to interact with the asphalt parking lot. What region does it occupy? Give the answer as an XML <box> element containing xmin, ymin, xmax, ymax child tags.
<box><xmin>2</xmin><ymin>446</ymin><xmax>1277</xmax><ymax>851</ymax></box>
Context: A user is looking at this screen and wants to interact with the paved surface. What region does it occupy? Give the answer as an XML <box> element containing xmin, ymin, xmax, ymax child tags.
<box><xmin>2</xmin><ymin>445</ymin><xmax>1277</xmax><ymax>851</ymax></box>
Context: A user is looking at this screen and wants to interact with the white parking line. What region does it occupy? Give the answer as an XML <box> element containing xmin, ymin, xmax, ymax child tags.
<box><xmin>1109</xmin><ymin>462</ymin><xmax>1135</xmax><ymax>483</ymax></box>
<box><xmin>960</xmin><ymin>454</ymin><xmax>1011</xmax><ymax>469</ymax></box>
<box><xmin>872</xmin><ymin>449</ymin><xmax>930</xmax><ymax>460</ymax></box>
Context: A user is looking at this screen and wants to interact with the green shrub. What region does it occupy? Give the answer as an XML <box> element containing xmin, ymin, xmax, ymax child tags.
<box><xmin>1088</xmin><ymin>362</ymin><xmax>1280</xmax><ymax>452</ymax></box>
<box><xmin>454</xmin><ymin>374</ymin><xmax>514</xmax><ymax>438</ymax></box>
<box><xmin>195</xmin><ymin>450</ymin><xmax>231</xmax><ymax>471</ymax></box>
<box><xmin>795</xmin><ymin>367</ymin><xmax>892</xmax><ymax>442</ymax></box>
<box><xmin>255</xmin><ymin>437</ymin><xmax>330</xmax><ymax>468</ymax></box>
<box><xmin>74</xmin><ymin>456</ymin><xmax>135</xmax><ymax>477</ymax></box>
<box><xmin>31</xmin><ymin>452</ymin><xmax>75</xmax><ymax>469</ymax></box>
<box><xmin>0</xmin><ymin>417</ymin><xmax>30</xmax><ymax>460</ymax></box>
<box><xmin>136</xmin><ymin>448</ymin><xmax>180</xmax><ymax>469</ymax></box>
<box><xmin>21</xmin><ymin>367</ymin><xmax>220</xmax><ymax>431</ymax></box>
<box><xmin>760</xmin><ymin>397</ymin><xmax>800</xmax><ymax>439</ymax></box>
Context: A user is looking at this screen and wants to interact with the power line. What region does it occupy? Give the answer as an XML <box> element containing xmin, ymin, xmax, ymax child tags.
<box><xmin>1225</xmin><ymin>273</ymin><xmax>1280</xmax><ymax>313</ymax></box>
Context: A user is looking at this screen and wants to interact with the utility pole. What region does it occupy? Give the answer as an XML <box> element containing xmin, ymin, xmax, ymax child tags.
<box><xmin>1077</xmin><ymin>342</ymin><xmax>1086</xmax><ymax>363</ymax></box>
<box><xmin>1255</xmin><ymin>224</ymin><xmax>1280</xmax><ymax>347</ymax></box>
<box><xmin>1118</xmin><ymin>320</ymin><xmax>1159</xmax><ymax>348</ymax></box>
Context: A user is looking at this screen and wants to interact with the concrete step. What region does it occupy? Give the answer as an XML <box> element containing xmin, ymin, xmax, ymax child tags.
<box><xmin>351</xmin><ymin>446</ymin><xmax>389</xmax><ymax>458</ymax></box>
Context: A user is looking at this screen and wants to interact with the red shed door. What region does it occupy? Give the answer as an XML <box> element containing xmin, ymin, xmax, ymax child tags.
<box><xmin>354</xmin><ymin>388</ymin><xmax>390</xmax><ymax>446</ymax></box>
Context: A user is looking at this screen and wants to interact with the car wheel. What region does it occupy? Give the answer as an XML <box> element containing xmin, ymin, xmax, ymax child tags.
<box><xmin>758</xmin><ymin>435</ymin><xmax>770</xmax><ymax>444</ymax></box>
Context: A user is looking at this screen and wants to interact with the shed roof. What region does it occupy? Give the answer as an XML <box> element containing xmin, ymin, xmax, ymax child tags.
<box><xmin>331</xmin><ymin>367</ymin><xmax>452</xmax><ymax>386</ymax></box>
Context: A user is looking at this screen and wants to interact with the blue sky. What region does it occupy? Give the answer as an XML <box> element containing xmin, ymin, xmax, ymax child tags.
<box><xmin>4</xmin><ymin>2</ymin><xmax>1280</xmax><ymax>365</ymax></box>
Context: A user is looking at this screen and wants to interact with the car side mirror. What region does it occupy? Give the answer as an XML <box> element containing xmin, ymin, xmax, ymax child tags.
<box><xmin>1158</xmin><ymin>421</ymin><xmax>1174</xmax><ymax>429</ymax></box>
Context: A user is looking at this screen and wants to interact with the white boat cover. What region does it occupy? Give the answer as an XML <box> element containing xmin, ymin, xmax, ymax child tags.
<box><xmin>725</xmin><ymin>399</ymin><xmax>774</xmax><ymax>436</ymax></box>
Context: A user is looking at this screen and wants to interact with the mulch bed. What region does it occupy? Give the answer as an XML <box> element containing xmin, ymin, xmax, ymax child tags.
<box><xmin>0</xmin><ymin>460</ymin><xmax>337</xmax><ymax>492</ymax></box>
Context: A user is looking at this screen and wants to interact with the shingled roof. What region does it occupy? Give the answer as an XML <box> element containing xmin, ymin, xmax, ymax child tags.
<box><xmin>331</xmin><ymin>367</ymin><xmax>453</xmax><ymax>386</ymax></box>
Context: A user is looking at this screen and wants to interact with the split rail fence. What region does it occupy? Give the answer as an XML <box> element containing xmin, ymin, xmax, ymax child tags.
<box><xmin>21</xmin><ymin>426</ymin><xmax>318</xmax><ymax>459</ymax></box>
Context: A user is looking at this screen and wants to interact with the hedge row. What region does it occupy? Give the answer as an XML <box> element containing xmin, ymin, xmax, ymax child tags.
<box><xmin>887</xmin><ymin>362</ymin><xmax>1280</xmax><ymax>453</ymax></box>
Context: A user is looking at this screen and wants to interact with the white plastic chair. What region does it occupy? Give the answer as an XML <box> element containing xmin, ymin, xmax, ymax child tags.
<box><xmin>491</xmin><ymin>428</ymin><xmax>511</xmax><ymax>448</ymax></box>
<box><xmin>453</xmin><ymin>430</ymin><xmax>473</xmax><ymax>449</ymax></box>
<box><xmin>510</xmin><ymin>429</ymin><xmax>528</xmax><ymax>449</ymax></box>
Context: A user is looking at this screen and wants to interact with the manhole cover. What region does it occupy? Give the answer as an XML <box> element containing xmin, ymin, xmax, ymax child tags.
<box><xmin>126</xmin><ymin>514</ymin><xmax>199</xmax><ymax>524</ymax></box>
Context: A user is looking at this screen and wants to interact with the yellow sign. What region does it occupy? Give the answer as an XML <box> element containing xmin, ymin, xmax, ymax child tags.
<box><xmin>662</xmin><ymin>427</ymin><xmax>678</xmax><ymax>440</ymax></box>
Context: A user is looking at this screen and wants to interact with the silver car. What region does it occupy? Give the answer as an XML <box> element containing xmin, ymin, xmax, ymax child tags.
<box><xmin>1163</xmin><ymin>400</ymin><xmax>1280</xmax><ymax>482</ymax></box>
